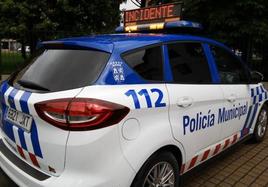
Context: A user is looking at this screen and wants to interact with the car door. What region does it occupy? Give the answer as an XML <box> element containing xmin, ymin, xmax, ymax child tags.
<box><xmin>209</xmin><ymin>45</ymin><xmax>252</xmax><ymax>140</ymax></box>
<box><xmin>165</xmin><ymin>42</ymin><xmax>224</xmax><ymax>163</ymax></box>
<box><xmin>117</xmin><ymin>45</ymin><xmax>172</xmax><ymax>172</ymax></box>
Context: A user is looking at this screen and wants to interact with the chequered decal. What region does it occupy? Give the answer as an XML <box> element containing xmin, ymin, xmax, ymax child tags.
<box><xmin>180</xmin><ymin>132</ymin><xmax>241</xmax><ymax>175</ymax></box>
<box><xmin>0</xmin><ymin>82</ymin><xmax>44</xmax><ymax>169</ymax></box>
<box><xmin>242</xmin><ymin>85</ymin><xmax>268</xmax><ymax>137</ymax></box>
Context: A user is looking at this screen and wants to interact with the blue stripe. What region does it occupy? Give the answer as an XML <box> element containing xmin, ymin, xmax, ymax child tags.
<box><xmin>18</xmin><ymin>128</ymin><xmax>28</xmax><ymax>150</ymax></box>
<box><xmin>20</xmin><ymin>91</ymin><xmax>31</xmax><ymax>114</ymax></box>
<box><xmin>251</xmin><ymin>89</ymin><xmax>254</xmax><ymax>97</ymax></box>
<box><xmin>259</xmin><ymin>94</ymin><xmax>263</xmax><ymax>102</ymax></box>
<box><xmin>260</xmin><ymin>85</ymin><xmax>265</xmax><ymax>93</ymax></box>
<box><xmin>243</xmin><ymin>105</ymin><xmax>252</xmax><ymax>129</ymax></box>
<box><xmin>248</xmin><ymin>104</ymin><xmax>259</xmax><ymax>129</ymax></box>
<box><xmin>1</xmin><ymin>84</ymin><xmax>16</xmax><ymax>143</ymax></box>
<box><xmin>0</xmin><ymin>82</ymin><xmax>9</xmax><ymax>123</ymax></box>
<box><xmin>162</xmin><ymin>45</ymin><xmax>173</xmax><ymax>81</ymax></box>
<box><xmin>2</xmin><ymin>121</ymin><xmax>15</xmax><ymax>142</ymax></box>
<box><xmin>8</xmin><ymin>88</ymin><xmax>18</xmax><ymax>109</ymax></box>
<box><xmin>18</xmin><ymin>91</ymin><xmax>42</xmax><ymax>157</ymax></box>
<box><xmin>0</xmin><ymin>104</ymin><xmax>6</xmax><ymax>126</ymax></box>
<box><xmin>30</xmin><ymin>121</ymin><xmax>43</xmax><ymax>158</ymax></box>
<box><xmin>0</xmin><ymin>82</ymin><xmax>9</xmax><ymax>102</ymax></box>
<box><xmin>256</xmin><ymin>87</ymin><xmax>259</xmax><ymax>95</ymax></box>
<box><xmin>253</xmin><ymin>96</ymin><xmax>257</xmax><ymax>104</ymax></box>
<box><xmin>203</xmin><ymin>44</ymin><xmax>220</xmax><ymax>83</ymax></box>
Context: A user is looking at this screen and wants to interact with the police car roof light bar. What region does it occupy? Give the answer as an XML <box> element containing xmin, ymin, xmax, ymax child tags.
<box><xmin>115</xmin><ymin>20</ymin><xmax>203</xmax><ymax>33</ymax></box>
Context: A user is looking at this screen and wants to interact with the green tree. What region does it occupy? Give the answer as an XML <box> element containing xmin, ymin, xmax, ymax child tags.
<box><xmin>183</xmin><ymin>0</ymin><xmax>268</xmax><ymax>64</ymax></box>
<box><xmin>139</xmin><ymin>0</ymin><xmax>177</xmax><ymax>7</ymax></box>
<box><xmin>0</xmin><ymin>0</ymin><xmax>124</xmax><ymax>56</ymax></box>
<box><xmin>138</xmin><ymin>0</ymin><xmax>268</xmax><ymax>78</ymax></box>
<box><xmin>0</xmin><ymin>0</ymin><xmax>58</xmax><ymax>57</ymax></box>
<box><xmin>53</xmin><ymin>0</ymin><xmax>122</xmax><ymax>35</ymax></box>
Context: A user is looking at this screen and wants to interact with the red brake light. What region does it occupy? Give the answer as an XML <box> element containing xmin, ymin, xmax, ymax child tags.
<box><xmin>34</xmin><ymin>98</ymin><xmax>130</xmax><ymax>131</ymax></box>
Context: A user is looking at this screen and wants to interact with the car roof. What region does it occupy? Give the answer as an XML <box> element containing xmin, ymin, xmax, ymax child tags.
<box><xmin>44</xmin><ymin>34</ymin><xmax>230</xmax><ymax>53</ymax></box>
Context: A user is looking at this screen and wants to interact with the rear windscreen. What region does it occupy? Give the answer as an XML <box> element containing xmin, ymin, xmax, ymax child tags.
<box><xmin>11</xmin><ymin>49</ymin><xmax>110</xmax><ymax>92</ymax></box>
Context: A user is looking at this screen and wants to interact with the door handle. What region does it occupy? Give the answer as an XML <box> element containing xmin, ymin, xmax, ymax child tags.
<box><xmin>227</xmin><ymin>94</ymin><xmax>237</xmax><ymax>103</ymax></box>
<box><xmin>177</xmin><ymin>97</ymin><xmax>193</xmax><ymax>108</ymax></box>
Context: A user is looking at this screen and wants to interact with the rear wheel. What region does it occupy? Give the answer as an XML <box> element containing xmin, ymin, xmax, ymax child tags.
<box><xmin>131</xmin><ymin>152</ymin><xmax>180</xmax><ymax>187</ymax></box>
<box><xmin>253</xmin><ymin>104</ymin><xmax>268</xmax><ymax>142</ymax></box>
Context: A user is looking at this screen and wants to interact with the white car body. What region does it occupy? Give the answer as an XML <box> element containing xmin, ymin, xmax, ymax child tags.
<box><xmin>0</xmin><ymin>34</ymin><xmax>268</xmax><ymax>187</ymax></box>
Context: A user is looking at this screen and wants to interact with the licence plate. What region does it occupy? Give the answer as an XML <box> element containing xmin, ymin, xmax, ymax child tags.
<box><xmin>6</xmin><ymin>108</ymin><xmax>33</xmax><ymax>132</ymax></box>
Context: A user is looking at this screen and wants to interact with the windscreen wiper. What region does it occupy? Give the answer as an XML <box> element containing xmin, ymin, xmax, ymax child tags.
<box><xmin>17</xmin><ymin>80</ymin><xmax>50</xmax><ymax>91</ymax></box>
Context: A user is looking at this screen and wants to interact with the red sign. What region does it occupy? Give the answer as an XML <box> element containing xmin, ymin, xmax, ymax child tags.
<box><xmin>124</xmin><ymin>3</ymin><xmax>182</xmax><ymax>26</ymax></box>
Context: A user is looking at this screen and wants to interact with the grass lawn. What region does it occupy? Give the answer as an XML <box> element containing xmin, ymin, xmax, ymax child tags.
<box><xmin>1</xmin><ymin>51</ymin><xmax>26</xmax><ymax>74</ymax></box>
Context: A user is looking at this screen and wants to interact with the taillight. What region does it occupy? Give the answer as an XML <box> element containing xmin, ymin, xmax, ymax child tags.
<box><xmin>34</xmin><ymin>98</ymin><xmax>130</xmax><ymax>131</ymax></box>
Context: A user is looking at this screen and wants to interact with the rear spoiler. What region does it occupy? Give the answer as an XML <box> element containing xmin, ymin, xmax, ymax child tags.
<box><xmin>38</xmin><ymin>41</ymin><xmax>114</xmax><ymax>53</ymax></box>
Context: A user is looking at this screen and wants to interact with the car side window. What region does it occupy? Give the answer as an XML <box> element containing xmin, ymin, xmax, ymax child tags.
<box><xmin>210</xmin><ymin>45</ymin><xmax>250</xmax><ymax>84</ymax></box>
<box><xmin>167</xmin><ymin>42</ymin><xmax>212</xmax><ymax>83</ymax></box>
<box><xmin>122</xmin><ymin>46</ymin><xmax>163</xmax><ymax>81</ymax></box>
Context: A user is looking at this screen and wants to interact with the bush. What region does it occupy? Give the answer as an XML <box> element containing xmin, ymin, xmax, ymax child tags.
<box><xmin>1</xmin><ymin>52</ymin><xmax>25</xmax><ymax>74</ymax></box>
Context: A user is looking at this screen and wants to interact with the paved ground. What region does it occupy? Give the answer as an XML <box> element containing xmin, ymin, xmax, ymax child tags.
<box><xmin>0</xmin><ymin>169</ymin><xmax>17</xmax><ymax>187</ymax></box>
<box><xmin>181</xmin><ymin>135</ymin><xmax>268</xmax><ymax>187</ymax></box>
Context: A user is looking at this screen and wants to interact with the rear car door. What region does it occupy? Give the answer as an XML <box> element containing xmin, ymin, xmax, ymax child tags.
<box><xmin>209</xmin><ymin>45</ymin><xmax>252</xmax><ymax>139</ymax></box>
<box><xmin>166</xmin><ymin>42</ymin><xmax>224</xmax><ymax>165</ymax></box>
<box><xmin>0</xmin><ymin>48</ymin><xmax>110</xmax><ymax>176</ymax></box>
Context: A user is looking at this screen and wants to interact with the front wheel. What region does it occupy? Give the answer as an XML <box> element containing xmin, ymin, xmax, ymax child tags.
<box><xmin>131</xmin><ymin>152</ymin><xmax>180</xmax><ymax>187</ymax></box>
<box><xmin>253</xmin><ymin>104</ymin><xmax>268</xmax><ymax>142</ymax></box>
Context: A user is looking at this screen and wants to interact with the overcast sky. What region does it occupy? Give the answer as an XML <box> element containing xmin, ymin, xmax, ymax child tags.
<box><xmin>120</xmin><ymin>0</ymin><xmax>139</xmax><ymax>10</ymax></box>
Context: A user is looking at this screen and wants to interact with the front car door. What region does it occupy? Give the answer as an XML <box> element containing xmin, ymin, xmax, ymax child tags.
<box><xmin>165</xmin><ymin>42</ymin><xmax>224</xmax><ymax>173</ymax></box>
<box><xmin>208</xmin><ymin>45</ymin><xmax>253</xmax><ymax>140</ymax></box>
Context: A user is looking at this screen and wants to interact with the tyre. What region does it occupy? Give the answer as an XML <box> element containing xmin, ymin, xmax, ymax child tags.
<box><xmin>131</xmin><ymin>152</ymin><xmax>180</xmax><ymax>187</ymax></box>
<box><xmin>253</xmin><ymin>104</ymin><xmax>268</xmax><ymax>142</ymax></box>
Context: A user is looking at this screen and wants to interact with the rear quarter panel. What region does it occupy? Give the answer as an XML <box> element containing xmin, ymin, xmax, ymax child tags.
<box><xmin>75</xmin><ymin>84</ymin><xmax>185</xmax><ymax>172</ymax></box>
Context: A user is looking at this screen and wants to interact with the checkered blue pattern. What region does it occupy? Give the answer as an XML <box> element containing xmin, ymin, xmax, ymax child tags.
<box><xmin>242</xmin><ymin>85</ymin><xmax>268</xmax><ymax>136</ymax></box>
<box><xmin>252</xmin><ymin>85</ymin><xmax>268</xmax><ymax>104</ymax></box>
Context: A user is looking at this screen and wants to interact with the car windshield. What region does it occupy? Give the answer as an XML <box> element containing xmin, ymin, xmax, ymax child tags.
<box><xmin>10</xmin><ymin>49</ymin><xmax>110</xmax><ymax>92</ymax></box>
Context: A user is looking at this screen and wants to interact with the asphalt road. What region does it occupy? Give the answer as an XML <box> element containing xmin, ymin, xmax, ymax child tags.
<box><xmin>0</xmin><ymin>169</ymin><xmax>17</xmax><ymax>186</ymax></box>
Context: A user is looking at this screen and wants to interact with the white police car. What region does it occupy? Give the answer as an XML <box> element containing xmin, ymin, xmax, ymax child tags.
<box><xmin>0</xmin><ymin>4</ymin><xmax>268</xmax><ymax>187</ymax></box>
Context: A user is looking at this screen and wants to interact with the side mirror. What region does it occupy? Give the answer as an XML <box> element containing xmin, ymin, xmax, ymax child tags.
<box><xmin>251</xmin><ymin>71</ymin><xmax>264</xmax><ymax>84</ymax></box>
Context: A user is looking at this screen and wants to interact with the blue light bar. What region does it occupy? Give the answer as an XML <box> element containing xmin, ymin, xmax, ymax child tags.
<box><xmin>115</xmin><ymin>20</ymin><xmax>203</xmax><ymax>33</ymax></box>
<box><xmin>165</xmin><ymin>20</ymin><xmax>203</xmax><ymax>29</ymax></box>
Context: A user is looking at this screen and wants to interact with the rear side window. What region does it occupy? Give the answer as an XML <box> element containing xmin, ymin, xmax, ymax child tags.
<box><xmin>122</xmin><ymin>46</ymin><xmax>163</xmax><ymax>81</ymax></box>
<box><xmin>167</xmin><ymin>42</ymin><xmax>211</xmax><ymax>83</ymax></box>
<box><xmin>210</xmin><ymin>46</ymin><xmax>250</xmax><ymax>84</ymax></box>
<box><xmin>11</xmin><ymin>49</ymin><xmax>110</xmax><ymax>92</ymax></box>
